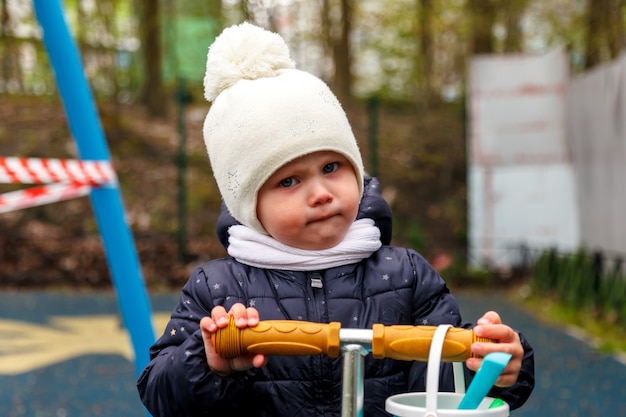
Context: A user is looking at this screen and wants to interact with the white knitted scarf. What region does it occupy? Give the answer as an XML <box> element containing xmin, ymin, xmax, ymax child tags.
<box><xmin>227</xmin><ymin>218</ymin><xmax>382</xmax><ymax>271</ymax></box>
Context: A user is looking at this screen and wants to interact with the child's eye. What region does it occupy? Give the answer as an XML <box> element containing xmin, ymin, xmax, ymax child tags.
<box><xmin>322</xmin><ymin>162</ymin><xmax>339</xmax><ymax>174</ymax></box>
<box><xmin>279</xmin><ymin>177</ymin><xmax>298</xmax><ymax>188</ymax></box>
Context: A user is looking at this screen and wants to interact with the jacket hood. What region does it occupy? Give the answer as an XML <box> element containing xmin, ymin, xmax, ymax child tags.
<box><xmin>216</xmin><ymin>175</ymin><xmax>393</xmax><ymax>249</ymax></box>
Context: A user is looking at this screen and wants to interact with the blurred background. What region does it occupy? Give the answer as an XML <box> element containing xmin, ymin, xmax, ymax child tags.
<box><xmin>1</xmin><ymin>1</ymin><xmax>626</xmax><ymax>416</ymax></box>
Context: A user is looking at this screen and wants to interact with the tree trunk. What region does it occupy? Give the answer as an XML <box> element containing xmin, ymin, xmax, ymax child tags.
<box><xmin>585</xmin><ymin>0</ymin><xmax>606</xmax><ymax>68</ymax></box>
<box><xmin>468</xmin><ymin>0</ymin><xmax>497</xmax><ymax>54</ymax></box>
<box><xmin>0</xmin><ymin>0</ymin><xmax>6</xmax><ymax>33</ymax></box>
<box><xmin>607</xmin><ymin>0</ymin><xmax>625</xmax><ymax>57</ymax></box>
<box><xmin>415</xmin><ymin>0</ymin><xmax>434</xmax><ymax>110</ymax></box>
<box><xmin>584</xmin><ymin>0</ymin><xmax>625</xmax><ymax>69</ymax></box>
<box><xmin>100</xmin><ymin>0</ymin><xmax>120</xmax><ymax>117</ymax></box>
<box><xmin>239</xmin><ymin>0</ymin><xmax>252</xmax><ymax>23</ymax></box>
<box><xmin>1</xmin><ymin>0</ymin><xmax>10</xmax><ymax>87</ymax></box>
<box><xmin>209</xmin><ymin>0</ymin><xmax>223</xmax><ymax>26</ymax></box>
<box><xmin>503</xmin><ymin>0</ymin><xmax>529</xmax><ymax>53</ymax></box>
<box><xmin>1</xmin><ymin>0</ymin><xmax>23</xmax><ymax>92</ymax></box>
<box><xmin>332</xmin><ymin>0</ymin><xmax>352</xmax><ymax>104</ymax></box>
<box><xmin>139</xmin><ymin>0</ymin><xmax>167</xmax><ymax>118</ymax></box>
<box><xmin>320</xmin><ymin>0</ymin><xmax>332</xmax><ymax>77</ymax></box>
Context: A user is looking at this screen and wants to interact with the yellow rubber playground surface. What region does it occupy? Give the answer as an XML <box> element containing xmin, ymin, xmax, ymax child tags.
<box><xmin>1</xmin><ymin>290</ymin><xmax>624</xmax><ymax>417</ymax></box>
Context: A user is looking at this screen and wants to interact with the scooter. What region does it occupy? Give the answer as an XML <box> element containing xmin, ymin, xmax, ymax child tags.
<box><xmin>213</xmin><ymin>319</ymin><xmax>495</xmax><ymax>417</ymax></box>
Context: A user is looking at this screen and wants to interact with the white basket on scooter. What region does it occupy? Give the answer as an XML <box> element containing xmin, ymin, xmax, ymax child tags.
<box><xmin>385</xmin><ymin>325</ymin><xmax>509</xmax><ymax>417</ymax></box>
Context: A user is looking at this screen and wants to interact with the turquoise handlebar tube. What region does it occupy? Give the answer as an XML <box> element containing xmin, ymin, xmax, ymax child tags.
<box><xmin>33</xmin><ymin>0</ymin><xmax>155</xmax><ymax>378</ymax></box>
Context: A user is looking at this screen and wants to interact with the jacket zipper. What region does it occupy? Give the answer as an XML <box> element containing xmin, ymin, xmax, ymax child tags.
<box><xmin>307</xmin><ymin>272</ymin><xmax>324</xmax><ymax>322</ymax></box>
<box><xmin>307</xmin><ymin>271</ymin><xmax>332</xmax><ymax>413</ymax></box>
<box><xmin>311</xmin><ymin>275</ymin><xmax>323</xmax><ymax>289</ymax></box>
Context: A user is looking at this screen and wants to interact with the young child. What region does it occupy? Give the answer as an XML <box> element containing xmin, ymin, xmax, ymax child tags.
<box><xmin>137</xmin><ymin>22</ymin><xmax>534</xmax><ymax>417</ymax></box>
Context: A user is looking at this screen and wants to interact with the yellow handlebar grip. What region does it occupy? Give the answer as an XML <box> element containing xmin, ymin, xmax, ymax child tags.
<box><xmin>212</xmin><ymin>318</ymin><xmax>342</xmax><ymax>359</ymax></box>
<box><xmin>212</xmin><ymin>319</ymin><xmax>494</xmax><ymax>361</ymax></box>
<box><xmin>371</xmin><ymin>324</ymin><xmax>493</xmax><ymax>362</ymax></box>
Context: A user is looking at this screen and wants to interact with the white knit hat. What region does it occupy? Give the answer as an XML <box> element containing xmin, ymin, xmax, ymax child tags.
<box><xmin>203</xmin><ymin>22</ymin><xmax>364</xmax><ymax>234</ymax></box>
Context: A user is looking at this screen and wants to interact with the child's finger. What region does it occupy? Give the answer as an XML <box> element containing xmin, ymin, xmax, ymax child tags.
<box><xmin>469</xmin><ymin>324</ymin><xmax>524</xmax><ymax>388</ymax></box>
<box><xmin>473</xmin><ymin>323</ymin><xmax>515</xmax><ymax>342</ymax></box>
<box><xmin>246</xmin><ymin>306</ymin><xmax>260</xmax><ymax>326</ymax></box>
<box><xmin>496</xmin><ymin>362</ymin><xmax>523</xmax><ymax>387</ymax></box>
<box><xmin>251</xmin><ymin>353</ymin><xmax>267</xmax><ymax>368</ymax></box>
<box><xmin>476</xmin><ymin>310</ymin><xmax>501</xmax><ymax>325</ymax></box>
<box><xmin>228</xmin><ymin>303</ymin><xmax>250</xmax><ymax>327</ymax></box>
<box><xmin>209</xmin><ymin>306</ymin><xmax>230</xmax><ymax>328</ymax></box>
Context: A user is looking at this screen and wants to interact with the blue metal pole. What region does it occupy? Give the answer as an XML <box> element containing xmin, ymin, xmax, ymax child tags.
<box><xmin>33</xmin><ymin>0</ymin><xmax>155</xmax><ymax>378</ymax></box>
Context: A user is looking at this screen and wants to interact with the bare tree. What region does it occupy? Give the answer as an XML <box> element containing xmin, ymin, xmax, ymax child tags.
<box><xmin>1</xmin><ymin>0</ymin><xmax>12</xmax><ymax>88</ymax></box>
<box><xmin>584</xmin><ymin>0</ymin><xmax>625</xmax><ymax>69</ymax></box>
<box><xmin>316</xmin><ymin>0</ymin><xmax>353</xmax><ymax>103</ymax></box>
<box><xmin>503</xmin><ymin>0</ymin><xmax>530</xmax><ymax>53</ymax></box>
<box><xmin>209</xmin><ymin>0</ymin><xmax>223</xmax><ymax>28</ymax></box>
<box><xmin>238</xmin><ymin>0</ymin><xmax>252</xmax><ymax>22</ymax></box>
<box><xmin>607</xmin><ymin>0</ymin><xmax>626</xmax><ymax>56</ymax></box>
<box><xmin>139</xmin><ymin>0</ymin><xmax>167</xmax><ymax>118</ymax></box>
<box><xmin>468</xmin><ymin>0</ymin><xmax>498</xmax><ymax>54</ymax></box>
<box><xmin>330</xmin><ymin>0</ymin><xmax>353</xmax><ymax>104</ymax></box>
<box><xmin>319</xmin><ymin>0</ymin><xmax>333</xmax><ymax>85</ymax></box>
<box><xmin>0</xmin><ymin>0</ymin><xmax>6</xmax><ymax>33</ymax></box>
<box><xmin>0</xmin><ymin>0</ymin><xmax>23</xmax><ymax>92</ymax></box>
<box><xmin>415</xmin><ymin>0</ymin><xmax>434</xmax><ymax>109</ymax></box>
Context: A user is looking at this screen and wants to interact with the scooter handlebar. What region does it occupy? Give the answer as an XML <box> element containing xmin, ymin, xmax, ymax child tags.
<box><xmin>212</xmin><ymin>319</ymin><xmax>493</xmax><ymax>361</ymax></box>
<box><xmin>212</xmin><ymin>318</ymin><xmax>342</xmax><ymax>359</ymax></box>
<box><xmin>371</xmin><ymin>324</ymin><xmax>491</xmax><ymax>361</ymax></box>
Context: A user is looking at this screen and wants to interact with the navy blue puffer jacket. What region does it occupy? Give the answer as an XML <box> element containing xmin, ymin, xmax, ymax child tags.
<box><xmin>137</xmin><ymin>177</ymin><xmax>534</xmax><ymax>417</ymax></box>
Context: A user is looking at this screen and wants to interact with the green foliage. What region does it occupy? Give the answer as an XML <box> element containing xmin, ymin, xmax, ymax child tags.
<box><xmin>519</xmin><ymin>245</ymin><xmax>626</xmax><ymax>356</ymax></box>
<box><xmin>521</xmin><ymin>291</ymin><xmax>626</xmax><ymax>355</ymax></box>
<box><xmin>530</xmin><ymin>247</ymin><xmax>626</xmax><ymax>325</ymax></box>
<box><xmin>161</xmin><ymin>10</ymin><xmax>219</xmax><ymax>83</ymax></box>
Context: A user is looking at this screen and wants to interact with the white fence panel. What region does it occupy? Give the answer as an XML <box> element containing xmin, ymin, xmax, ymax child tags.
<box><xmin>468</xmin><ymin>50</ymin><xmax>581</xmax><ymax>268</ymax></box>
<box><xmin>567</xmin><ymin>53</ymin><xmax>626</xmax><ymax>256</ymax></box>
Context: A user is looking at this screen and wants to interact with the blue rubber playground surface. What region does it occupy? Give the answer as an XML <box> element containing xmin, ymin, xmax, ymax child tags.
<box><xmin>1</xmin><ymin>289</ymin><xmax>625</xmax><ymax>417</ymax></box>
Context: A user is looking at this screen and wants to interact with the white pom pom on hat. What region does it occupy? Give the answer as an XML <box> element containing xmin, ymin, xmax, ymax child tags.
<box><xmin>203</xmin><ymin>22</ymin><xmax>364</xmax><ymax>234</ymax></box>
<box><xmin>203</xmin><ymin>22</ymin><xmax>295</xmax><ymax>102</ymax></box>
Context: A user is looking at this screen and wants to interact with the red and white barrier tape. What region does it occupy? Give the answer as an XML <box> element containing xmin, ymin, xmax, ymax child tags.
<box><xmin>0</xmin><ymin>182</ymin><xmax>93</xmax><ymax>214</ymax></box>
<box><xmin>0</xmin><ymin>157</ymin><xmax>117</xmax><ymax>213</ymax></box>
<box><xmin>0</xmin><ymin>157</ymin><xmax>115</xmax><ymax>185</ymax></box>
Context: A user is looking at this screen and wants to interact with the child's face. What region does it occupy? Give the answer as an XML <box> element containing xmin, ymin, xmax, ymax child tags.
<box><xmin>257</xmin><ymin>151</ymin><xmax>360</xmax><ymax>250</ymax></box>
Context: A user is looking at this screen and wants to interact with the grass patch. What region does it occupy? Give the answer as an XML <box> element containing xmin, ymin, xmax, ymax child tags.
<box><xmin>517</xmin><ymin>288</ymin><xmax>626</xmax><ymax>355</ymax></box>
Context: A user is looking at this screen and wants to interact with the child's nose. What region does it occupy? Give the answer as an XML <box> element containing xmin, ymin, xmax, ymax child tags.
<box><xmin>308</xmin><ymin>181</ymin><xmax>333</xmax><ymax>206</ymax></box>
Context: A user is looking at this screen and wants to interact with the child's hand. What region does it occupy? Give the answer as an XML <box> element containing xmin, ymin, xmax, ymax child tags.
<box><xmin>465</xmin><ymin>311</ymin><xmax>524</xmax><ymax>387</ymax></box>
<box><xmin>200</xmin><ymin>303</ymin><xmax>267</xmax><ymax>377</ymax></box>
